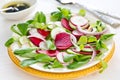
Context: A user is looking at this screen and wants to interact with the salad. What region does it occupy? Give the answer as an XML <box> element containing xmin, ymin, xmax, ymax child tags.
<box><xmin>5</xmin><ymin>7</ymin><xmax>114</xmax><ymax>73</ymax></box>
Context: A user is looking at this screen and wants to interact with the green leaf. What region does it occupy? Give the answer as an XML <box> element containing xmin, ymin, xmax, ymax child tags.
<box><xmin>52</xmin><ymin>59</ymin><xmax>63</xmax><ymax>68</ymax></box>
<box><xmin>5</xmin><ymin>38</ymin><xmax>14</xmax><ymax>47</ymax></box>
<box><xmin>67</xmin><ymin>60</ymin><xmax>89</xmax><ymax>69</ymax></box>
<box><xmin>34</xmin><ymin>22</ymin><xmax>47</xmax><ymax>29</ymax></box>
<box><xmin>35</xmin><ymin>54</ymin><xmax>53</xmax><ymax>63</ymax></box>
<box><xmin>100</xmin><ymin>34</ymin><xmax>114</xmax><ymax>41</ymax></box>
<box><xmin>79</xmin><ymin>9</ymin><xmax>86</xmax><ymax>17</ymax></box>
<box><xmin>20</xmin><ymin>59</ymin><xmax>38</xmax><ymax>67</ymax></box>
<box><xmin>14</xmin><ymin>48</ymin><xmax>37</xmax><ymax>55</ymax></box>
<box><xmin>74</xmin><ymin>55</ymin><xmax>91</xmax><ymax>61</ymax></box>
<box><xmin>20</xmin><ymin>52</ymin><xmax>38</xmax><ymax>58</ymax></box>
<box><xmin>11</xmin><ymin>24</ymin><xmax>22</xmax><ymax>36</ymax></box>
<box><xmin>34</xmin><ymin>12</ymin><xmax>46</xmax><ymax>23</ymax></box>
<box><xmin>43</xmin><ymin>63</ymin><xmax>52</xmax><ymax>69</ymax></box>
<box><xmin>96</xmin><ymin>40</ymin><xmax>108</xmax><ymax>50</ymax></box>
<box><xmin>88</xmin><ymin>36</ymin><xmax>97</xmax><ymax>43</ymax></box>
<box><xmin>17</xmin><ymin>23</ymin><xmax>28</xmax><ymax>36</ymax></box>
<box><xmin>63</xmin><ymin>54</ymin><xmax>75</xmax><ymax>62</ymax></box>
<box><xmin>79</xmin><ymin>44</ymin><xmax>84</xmax><ymax>50</ymax></box>
<box><xmin>99</xmin><ymin>60</ymin><xmax>108</xmax><ymax>73</ymax></box>
<box><xmin>50</xmin><ymin>11</ymin><xmax>62</xmax><ymax>21</ymax></box>
<box><xmin>46</xmin><ymin>40</ymin><xmax>56</xmax><ymax>50</ymax></box>
<box><xmin>78</xmin><ymin>36</ymin><xmax>87</xmax><ymax>45</ymax></box>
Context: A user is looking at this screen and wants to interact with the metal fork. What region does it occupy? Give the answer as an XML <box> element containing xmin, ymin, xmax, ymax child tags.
<box><xmin>56</xmin><ymin>0</ymin><xmax>120</xmax><ymax>27</ymax></box>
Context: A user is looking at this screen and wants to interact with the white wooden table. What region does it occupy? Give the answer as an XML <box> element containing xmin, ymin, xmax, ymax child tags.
<box><xmin>0</xmin><ymin>0</ymin><xmax>120</xmax><ymax>80</ymax></box>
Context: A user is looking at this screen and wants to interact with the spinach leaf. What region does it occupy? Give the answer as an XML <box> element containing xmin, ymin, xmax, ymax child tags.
<box><xmin>52</xmin><ymin>59</ymin><xmax>63</xmax><ymax>68</ymax></box>
<box><xmin>74</xmin><ymin>55</ymin><xmax>91</xmax><ymax>61</ymax></box>
<box><xmin>67</xmin><ymin>60</ymin><xmax>89</xmax><ymax>69</ymax></box>
<box><xmin>5</xmin><ymin>38</ymin><xmax>14</xmax><ymax>47</ymax></box>
<box><xmin>35</xmin><ymin>54</ymin><xmax>53</xmax><ymax>63</ymax></box>
<box><xmin>96</xmin><ymin>40</ymin><xmax>108</xmax><ymax>50</ymax></box>
<box><xmin>17</xmin><ymin>23</ymin><xmax>28</xmax><ymax>36</ymax></box>
<box><xmin>20</xmin><ymin>59</ymin><xmax>38</xmax><ymax>67</ymax></box>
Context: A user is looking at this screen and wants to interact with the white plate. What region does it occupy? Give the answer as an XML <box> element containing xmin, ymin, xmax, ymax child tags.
<box><xmin>11</xmin><ymin>13</ymin><xmax>115</xmax><ymax>73</ymax></box>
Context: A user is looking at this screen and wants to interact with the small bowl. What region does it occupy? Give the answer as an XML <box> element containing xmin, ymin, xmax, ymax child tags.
<box><xmin>0</xmin><ymin>0</ymin><xmax>37</xmax><ymax>20</ymax></box>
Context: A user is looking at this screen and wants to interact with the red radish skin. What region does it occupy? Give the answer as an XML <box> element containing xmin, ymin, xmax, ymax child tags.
<box><xmin>72</xmin><ymin>30</ymin><xmax>84</xmax><ymax>37</ymax></box>
<box><xmin>70</xmin><ymin>15</ymin><xmax>88</xmax><ymax>27</ymax></box>
<box><xmin>37</xmin><ymin>29</ymin><xmax>50</xmax><ymax>38</ymax></box>
<box><xmin>55</xmin><ymin>32</ymin><xmax>73</xmax><ymax>50</ymax></box>
<box><xmin>29</xmin><ymin>37</ymin><xmax>43</xmax><ymax>47</ymax></box>
<box><xmin>61</xmin><ymin>18</ymin><xmax>73</xmax><ymax>31</ymax></box>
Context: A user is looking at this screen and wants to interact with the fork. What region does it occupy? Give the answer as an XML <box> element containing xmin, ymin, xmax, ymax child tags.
<box><xmin>56</xmin><ymin>0</ymin><xmax>120</xmax><ymax>27</ymax></box>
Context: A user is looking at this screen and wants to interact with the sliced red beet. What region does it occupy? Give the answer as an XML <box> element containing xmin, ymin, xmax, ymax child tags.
<box><xmin>29</xmin><ymin>37</ymin><xmax>43</xmax><ymax>47</ymax></box>
<box><xmin>61</xmin><ymin>18</ymin><xmax>73</xmax><ymax>31</ymax></box>
<box><xmin>55</xmin><ymin>32</ymin><xmax>73</xmax><ymax>49</ymax></box>
<box><xmin>37</xmin><ymin>29</ymin><xmax>50</xmax><ymax>38</ymax></box>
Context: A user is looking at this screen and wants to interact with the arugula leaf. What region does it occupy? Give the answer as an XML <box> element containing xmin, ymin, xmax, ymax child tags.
<box><xmin>20</xmin><ymin>59</ymin><xmax>38</xmax><ymax>67</ymax></box>
<box><xmin>67</xmin><ymin>60</ymin><xmax>89</xmax><ymax>69</ymax></box>
<box><xmin>34</xmin><ymin>12</ymin><xmax>46</xmax><ymax>23</ymax></box>
<box><xmin>63</xmin><ymin>54</ymin><xmax>75</xmax><ymax>62</ymax></box>
<box><xmin>46</xmin><ymin>40</ymin><xmax>56</xmax><ymax>50</ymax></box>
<box><xmin>79</xmin><ymin>9</ymin><xmax>86</xmax><ymax>17</ymax></box>
<box><xmin>52</xmin><ymin>59</ymin><xmax>63</xmax><ymax>68</ymax></box>
<box><xmin>35</xmin><ymin>54</ymin><xmax>53</xmax><ymax>63</ymax></box>
<box><xmin>14</xmin><ymin>48</ymin><xmax>37</xmax><ymax>55</ymax></box>
<box><xmin>100</xmin><ymin>34</ymin><xmax>114</xmax><ymax>41</ymax></box>
<box><xmin>17</xmin><ymin>23</ymin><xmax>28</xmax><ymax>36</ymax></box>
<box><xmin>50</xmin><ymin>11</ymin><xmax>62</xmax><ymax>21</ymax></box>
<box><xmin>88</xmin><ymin>36</ymin><xmax>97</xmax><ymax>43</ymax></box>
<box><xmin>5</xmin><ymin>38</ymin><xmax>14</xmax><ymax>47</ymax></box>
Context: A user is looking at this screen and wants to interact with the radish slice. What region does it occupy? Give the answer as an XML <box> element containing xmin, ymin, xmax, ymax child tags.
<box><xmin>70</xmin><ymin>15</ymin><xmax>88</xmax><ymax>27</ymax></box>
<box><xmin>61</xmin><ymin>18</ymin><xmax>73</xmax><ymax>30</ymax></box>
<box><xmin>51</xmin><ymin>27</ymin><xmax>66</xmax><ymax>39</ymax></box>
<box><xmin>29</xmin><ymin>28</ymin><xmax>37</xmax><ymax>35</ymax></box>
<box><xmin>29</xmin><ymin>37</ymin><xmax>43</xmax><ymax>47</ymax></box>
<box><xmin>39</xmin><ymin>41</ymin><xmax>48</xmax><ymax>50</ymax></box>
<box><xmin>56</xmin><ymin>52</ymin><xmax>66</xmax><ymax>63</ymax></box>
<box><xmin>37</xmin><ymin>29</ymin><xmax>50</xmax><ymax>38</ymax></box>
<box><xmin>72</xmin><ymin>30</ymin><xmax>84</xmax><ymax>37</ymax></box>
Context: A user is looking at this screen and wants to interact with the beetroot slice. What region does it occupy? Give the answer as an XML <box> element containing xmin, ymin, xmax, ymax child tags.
<box><xmin>79</xmin><ymin>50</ymin><xmax>100</xmax><ymax>55</ymax></box>
<box><xmin>61</xmin><ymin>18</ymin><xmax>73</xmax><ymax>31</ymax></box>
<box><xmin>37</xmin><ymin>29</ymin><xmax>50</xmax><ymax>38</ymax></box>
<box><xmin>29</xmin><ymin>37</ymin><xmax>43</xmax><ymax>47</ymax></box>
<box><xmin>55</xmin><ymin>32</ymin><xmax>73</xmax><ymax>49</ymax></box>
